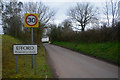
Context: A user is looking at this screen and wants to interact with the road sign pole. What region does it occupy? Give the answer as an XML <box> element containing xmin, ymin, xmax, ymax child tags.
<box><xmin>35</xmin><ymin>55</ymin><xmax>37</xmax><ymax>75</ymax></box>
<box><xmin>31</xmin><ymin>28</ymin><xmax>33</xmax><ymax>68</ymax></box>
<box><xmin>31</xmin><ymin>28</ymin><xmax>33</xmax><ymax>44</ymax></box>
<box><xmin>32</xmin><ymin>55</ymin><xmax>33</xmax><ymax>68</ymax></box>
<box><xmin>24</xmin><ymin>13</ymin><xmax>38</xmax><ymax>74</ymax></box>
<box><xmin>16</xmin><ymin>55</ymin><xmax>18</xmax><ymax>73</ymax></box>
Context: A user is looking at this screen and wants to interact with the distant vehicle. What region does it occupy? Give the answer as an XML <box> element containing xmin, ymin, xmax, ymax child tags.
<box><xmin>42</xmin><ymin>36</ymin><xmax>49</xmax><ymax>42</ymax></box>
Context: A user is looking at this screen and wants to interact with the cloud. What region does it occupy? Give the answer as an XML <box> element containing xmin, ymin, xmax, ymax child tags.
<box><xmin>17</xmin><ymin>0</ymin><xmax>111</xmax><ymax>3</ymax></box>
<box><xmin>41</xmin><ymin>0</ymin><xmax>107</xmax><ymax>2</ymax></box>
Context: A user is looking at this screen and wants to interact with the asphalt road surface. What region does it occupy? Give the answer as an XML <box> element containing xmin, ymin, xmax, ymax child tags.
<box><xmin>44</xmin><ymin>43</ymin><xmax>119</xmax><ymax>78</ymax></box>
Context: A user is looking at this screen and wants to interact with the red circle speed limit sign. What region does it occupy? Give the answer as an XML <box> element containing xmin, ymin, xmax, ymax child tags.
<box><xmin>26</xmin><ymin>14</ymin><xmax>37</xmax><ymax>26</ymax></box>
<box><xmin>24</xmin><ymin>13</ymin><xmax>39</xmax><ymax>27</ymax></box>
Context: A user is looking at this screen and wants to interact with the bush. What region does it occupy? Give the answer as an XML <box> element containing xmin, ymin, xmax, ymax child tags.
<box><xmin>50</xmin><ymin>22</ymin><xmax>119</xmax><ymax>43</ymax></box>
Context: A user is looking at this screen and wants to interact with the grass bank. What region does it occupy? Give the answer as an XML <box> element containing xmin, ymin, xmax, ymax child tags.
<box><xmin>2</xmin><ymin>35</ymin><xmax>52</xmax><ymax>78</ymax></box>
<box><xmin>53</xmin><ymin>41</ymin><xmax>119</xmax><ymax>65</ymax></box>
<box><xmin>0</xmin><ymin>35</ymin><xmax>2</xmax><ymax>79</ymax></box>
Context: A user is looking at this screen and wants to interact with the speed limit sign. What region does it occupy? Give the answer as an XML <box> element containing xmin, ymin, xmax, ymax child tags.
<box><xmin>24</xmin><ymin>13</ymin><xmax>39</xmax><ymax>27</ymax></box>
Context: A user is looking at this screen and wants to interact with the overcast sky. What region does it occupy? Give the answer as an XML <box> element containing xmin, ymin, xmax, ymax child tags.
<box><xmin>0</xmin><ymin>0</ymin><xmax>119</xmax><ymax>33</ymax></box>
<box><xmin>20</xmin><ymin>0</ymin><xmax>118</xmax><ymax>25</ymax></box>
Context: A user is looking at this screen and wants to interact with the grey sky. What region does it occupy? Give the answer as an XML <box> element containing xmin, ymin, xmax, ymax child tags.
<box><xmin>44</xmin><ymin>2</ymin><xmax>77</xmax><ymax>25</ymax></box>
<box><xmin>18</xmin><ymin>0</ymin><xmax>118</xmax><ymax>25</ymax></box>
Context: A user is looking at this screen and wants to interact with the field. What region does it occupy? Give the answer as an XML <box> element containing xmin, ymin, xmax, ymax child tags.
<box><xmin>2</xmin><ymin>35</ymin><xmax>52</xmax><ymax>78</ymax></box>
<box><xmin>53</xmin><ymin>41</ymin><xmax>119</xmax><ymax>65</ymax></box>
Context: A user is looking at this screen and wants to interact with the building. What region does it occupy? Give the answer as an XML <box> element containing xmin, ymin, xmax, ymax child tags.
<box><xmin>41</xmin><ymin>27</ymin><xmax>50</xmax><ymax>42</ymax></box>
<box><xmin>41</xmin><ymin>36</ymin><xmax>49</xmax><ymax>42</ymax></box>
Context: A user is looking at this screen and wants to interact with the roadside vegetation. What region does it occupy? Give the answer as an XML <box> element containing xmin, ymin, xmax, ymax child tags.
<box><xmin>1</xmin><ymin>0</ymin><xmax>119</xmax><ymax>78</ymax></box>
<box><xmin>2</xmin><ymin>1</ymin><xmax>55</xmax><ymax>45</ymax></box>
<box><xmin>53</xmin><ymin>41</ymin><xmax>119</xmax><ymax>65</ymax></box>
<box><xmin>1</xmin><ymin>1</ymin><xmax>55</xmax><ymax>78</ymax></box>
<box><xmin>50</xmin><ymin>21</ymin><xmax>119</xmax><ymax>65</ymax></box>
<box><xmin>2</xmin><ymin>35</ymin><xmax>53</xmax><ymax>78</ymax></box>
<box><xmin>0</xmin><ymin>35</ymin><xmax>2</xmax><ymax>79</ymax></box>
<box><xmin>48</xmin><ymin>1</ymin><xmax>119</xmax><ymax>65</ymax></box>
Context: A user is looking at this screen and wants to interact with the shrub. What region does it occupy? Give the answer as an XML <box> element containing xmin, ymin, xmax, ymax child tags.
<box><xmin>50</xmin><ymin>22</ymin><xmax>119</xmax><ymax>43</ymax></box>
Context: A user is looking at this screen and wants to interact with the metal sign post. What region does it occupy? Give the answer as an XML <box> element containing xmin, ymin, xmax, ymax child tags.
<box><xmin>35</xmin><ymin>55</ymin><xmax>37</xmax><ymax>75</ymax></box>
<box><xmin>31</xmin><ymin>28</ymin><xmax>33</xmax><ymax>68</ymax></box>
<box><xmin>24</xmin><ymin>13</ymin><xmax>39</xmax><ymax>75</ymax></box>
<box><xmin>16</xmin><ymin>55</ymin><xmax>18</xmax><ymax>73</ymax></box>
<box><xmin>31</xmin><ymin>28</ymin><xmax>37</xmax><ymax>75</ymax></box>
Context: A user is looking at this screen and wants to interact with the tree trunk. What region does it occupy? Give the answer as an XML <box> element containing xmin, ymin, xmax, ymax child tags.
<box><xmin>81</xmin><ymin>26</ymin><xmax>85</xmax><ymax>31</ymax></box>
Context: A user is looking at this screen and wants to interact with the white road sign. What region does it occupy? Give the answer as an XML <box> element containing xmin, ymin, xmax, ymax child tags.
<box><xmin>13</xmin><ymin>45</ymin><xmax>37</xmax><ymax>54</ymax></box>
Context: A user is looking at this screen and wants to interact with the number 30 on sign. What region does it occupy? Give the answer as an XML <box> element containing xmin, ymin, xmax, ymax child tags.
<box><xmin>24</xmin><ymin>13</ymin><xmax>39</xmax><ymax>27</ymax></box>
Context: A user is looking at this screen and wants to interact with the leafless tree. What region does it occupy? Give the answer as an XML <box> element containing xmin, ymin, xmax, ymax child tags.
<box><xmin>24</xmin><ymin>2</ymin><xmax>55</xmax><ymax>26</ymax></box>
<box><xmin>111</xmin><ymin>0</ymin><xmax>118</xmax><ymax>27</ymax></box>
<box><xmin>23</xmin><ymin>2</ymin><xmax>55</xmax><ymax>44</ymax></box>
<box><xmin>103</xmin><ymin>0</ymin><xmax>118</xmax><ymax>27</ymax></box>
<box><xmin>104</xmin><ymin>1</ymin><xmax>110</xmax><ymax>27</ymax></box>
<box><xmin>62</xmin><ymin>19</ymin><xmax>73</xmax><ymax>30</ymax></box>
<box><xmin>67</xmin><ymin>3</ymin><xmax>98</xmax><ymax>31</ymax></box>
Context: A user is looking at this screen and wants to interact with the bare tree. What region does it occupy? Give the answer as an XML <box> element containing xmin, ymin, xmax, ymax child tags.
<box><xmin>62</xmin><ymin>19</ymin><xmax>73</xmax><ymax>31</ymax></box>
<box><xmin>67</xmin><ymin>3</ymin><xmax>98</xmax><ymax>31</ymax></box>
<box><xmin>24</xmin><ymin>2</ymin><xmax>55</xmax><ymax>26</ymax></box>
<box><xmin>104</xmin><ymin>1</ymin><xmax>110</xmax><ymax>26</ymax></box>
<box><xmin>23</xmin><ymin>2</ymin><xmax>55</xmax><ymax>44</ymax></box>
<box><xmin>103</xmin><ymin>0</ymin><xmax>118</xmax><ymax>27</ymax></box>
<box><xmin>111</xmin><ymin>0</ymin><xmax>118</xmax><ymax>27</ymax></box>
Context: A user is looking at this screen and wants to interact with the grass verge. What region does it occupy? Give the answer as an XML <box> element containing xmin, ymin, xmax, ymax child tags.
<box><xmin>2</xmin><ymin>35</ymin><xmax>53</xmax><ymax>78</ymax></box>
<box><xmin>53</xmin><ymin>41</ymin><xmax>119</xmax><ymax>65</ymax></box>
<box><xmin>0</xmin><ymin>35</ymin><xmax>2</xmax><ymax>79</ymax></box>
